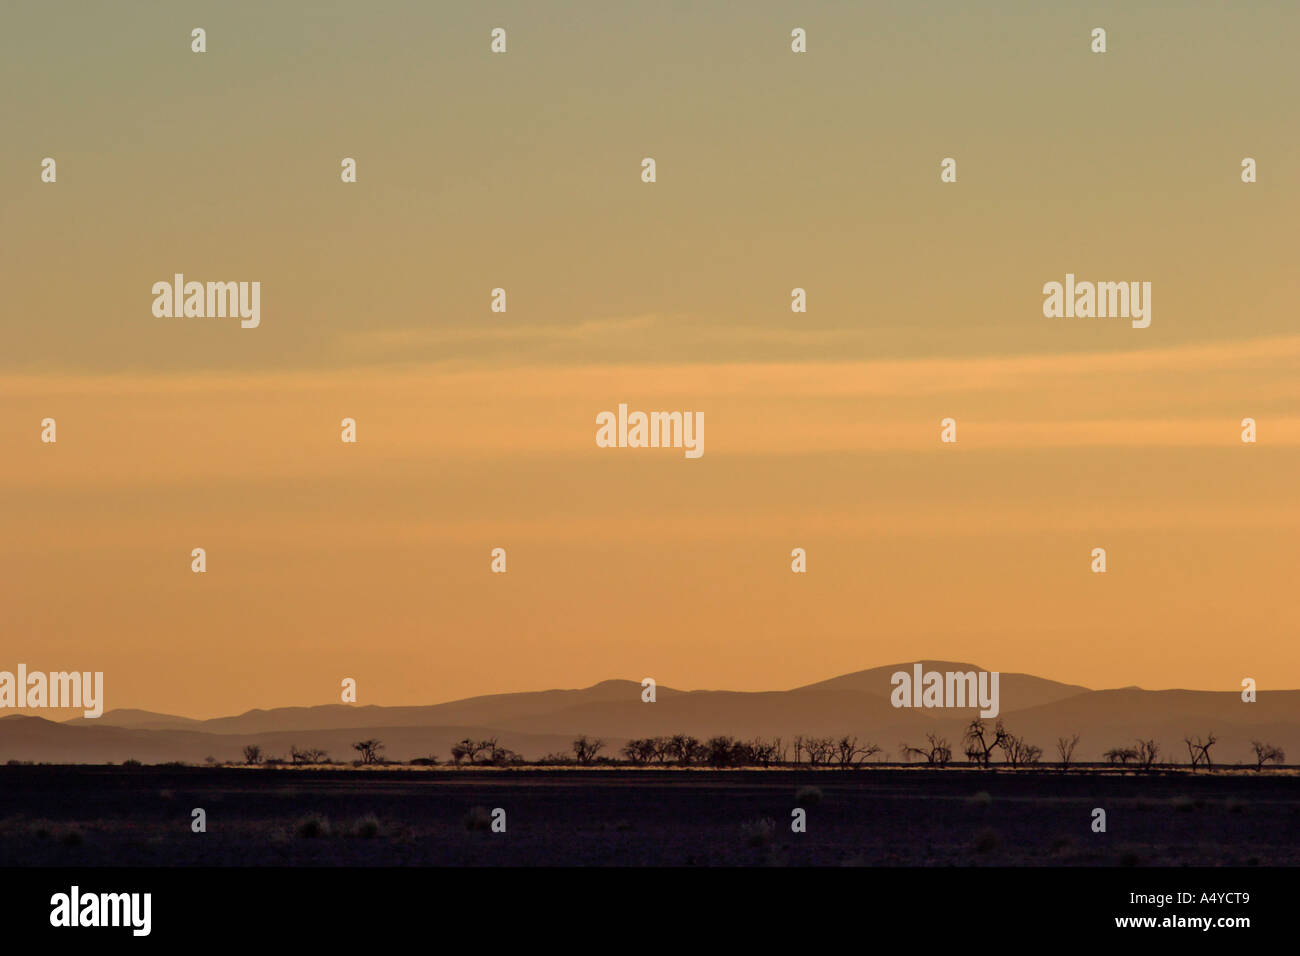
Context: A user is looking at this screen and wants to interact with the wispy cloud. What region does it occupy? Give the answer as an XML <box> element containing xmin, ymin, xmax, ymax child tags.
<box><xmin>3</xmin><ymin>334</ymin><xmax>1296</xmax><ymax>494</ymax></box>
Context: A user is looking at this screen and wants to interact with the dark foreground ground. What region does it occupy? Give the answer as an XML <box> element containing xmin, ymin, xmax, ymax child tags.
<box><xmin>1</xmin><ymin>766</ymin><xmax>1297</xmax><ymax>866</ymax></box>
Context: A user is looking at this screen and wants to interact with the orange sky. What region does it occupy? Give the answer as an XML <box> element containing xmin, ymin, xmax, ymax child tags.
<box><xmin>2</xmin><ymin>1</ymin><xmax>1297</xmax><ymax>716</ymax></box>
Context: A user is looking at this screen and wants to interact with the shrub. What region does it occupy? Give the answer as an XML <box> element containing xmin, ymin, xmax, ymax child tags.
<box><xmin>795</xmin><ymin>785</ymin><xmax>823</xmax><ymax>806</ymax></box>
<box><xmin>741</xmin><ymin>817</ymin><xmax>776</xmax><ymax>848</ymax></box>
<box><xmin>537</xmin><ymin>752</ymin><xmax>575</xmax><ymax>766</ymax></box>
<box><xmin>295</xmin><ymin>815</ymin><xmax>330</xmax><ymax>838</ymax></box>
<box><xmin>972</xmin><ymin>828</ymin><xmax>1000</xmax><ymax>854</ymax></box>
<box><xmin>464</xmin><ymin>806</ymin><xmax>492</xmax><ymax>831</ymax></box>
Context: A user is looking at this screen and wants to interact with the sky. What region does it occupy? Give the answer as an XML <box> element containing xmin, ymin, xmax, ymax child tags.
<box><xmin>1</xmin><ymin>1</ymin><xmax>1297</xmax><ymax>717</ymax></box>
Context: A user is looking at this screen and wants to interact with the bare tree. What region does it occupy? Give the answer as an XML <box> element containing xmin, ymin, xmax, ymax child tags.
<box><xmin>743</xmin><ymin>738</ymin><xmax>783</xmax><ymax>768</ymax></box>
<box><xmin>289</xmin><ymin>746</ymin><xmax>329</xmax><ymax>765</ymax></box>
<box><xmin>704</xmin><ymin>736</ymin><xmax>739</xmax><ymax>768</ymax></box>
<box><xmin>1184</xmin><ymin>734</ymin><xmax>1217</xmax><ymax>772</ymax></box>
<box><xmin>450</xmin><ymin>737</ymin><xmax>500</xmax><ymax>766</ymax></box>
<box><xmin>667</xmin><ymin>734</ymin><xmax>703</xmax><ymax>766</ymax></box>
<box><xmin>1056</xmin><ymin>734</ymin><xmax>1080</xmax><ymax>771</ymax></box>
<box><xmin>1134</xmin><ymin>739</ymin><xmax>1160</xmax><ymax>771</ymax></box>
<box><xmin>484</xmin><ymin>740</ymin><xmax>521</xmax><ymax>766</ymax></box>
<box><xmin>242</xmin><ymin>744</ymin><xmax>262</xmax><ymax>766</ymax></box>
<box><xmin>1249</xmin><ymin>740</ymin><xmax>1285</xmax><ymax>771</ymax></box>
<box><xmin>1105</xmin><ymin>746</ymin><xmax>1137</xmax><ymax>765</ymax></box>
<box><xmin>621</xmin><ymin>738</ymin><xmax>658</xmax><ymax>766</ymax></box>
<box><xmin>901</xmin><ymin>733</ymin><xmax>952</xmax><ymax>767</ymax></box>
<box><xmin>833</xmin><ymin>736</ymin><xmax>882</xmax><ymax>769</ymax></box>
<box><xmin>801</xmin><ymin>736</ymin><xmax>836</xmax><ymax>767</ymax></box>
<box><xmin>963</xmin><ymin>719</ymin><xmax>1008</xmax><ymax>768</ymax></box>
<box><xmin>352</xmin><ymin>739</ymin><xmax>385</xmax><ymax>764</ymax></box>
<box><xmin>450</xmin><ymin>738</ymin><xmax>473</xmax><ymax>765</ymax></box>
<box><xmin>998</xmin><ymin>733</ymin><xmax>1042</xmax><ymax>768</ymax></box>
<box><xmin>572</xmin><ymin>735</ymin><xmax>604</xmax><ymax>766</ymax></box>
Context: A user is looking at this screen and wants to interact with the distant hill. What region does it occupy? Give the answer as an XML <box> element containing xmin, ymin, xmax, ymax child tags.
<box><xmin>63</xmin><ymin>708</ymin><xmax>205</xmax><ymax>732</ymax></box>
<box><xmin>790</xmin><ymin>661</ymin><xmax>1090</xmax><ymax>711</ymax></box>
<box><xmin>1</xmin><ymin>715</ymin><xmax>583</xmax><ymax>766</ymax></box>
<box><xmin>2</xmin><ymin>664</ymin><xmax>1293</xmax><ymax>765</ymax></box>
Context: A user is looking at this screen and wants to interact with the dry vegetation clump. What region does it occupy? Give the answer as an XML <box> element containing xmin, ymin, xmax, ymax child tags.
<box><xmin>741</xmin><ymin>817</ymin><xmax>776</xmax><ymax>848</ymax></box>
<box><xmin>972</xmin><ymin>827</ymin><xmax>1000</xmax><ymax>854</ymax></box>
<box><xmin>464</xmin><ymin>806</ymin><xmax>493</xmax><ymax>831</ymax></box>
<box><xmin>295</xmin><ymin>814</ymin><xmax>331</xmax><ymax>838</ymax></box>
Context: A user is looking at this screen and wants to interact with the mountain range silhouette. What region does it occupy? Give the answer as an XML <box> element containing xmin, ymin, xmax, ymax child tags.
<box><xmin>2</xmin><ymin>662</ymin><xmax>1294</xmax><ymax>765</ymax></box>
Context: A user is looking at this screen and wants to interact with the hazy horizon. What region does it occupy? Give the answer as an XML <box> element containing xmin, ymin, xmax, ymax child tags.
<box><xmin>3</xmin><ymin>659</ymin><xmax>1294</xmax><ymax>723</ymax></box>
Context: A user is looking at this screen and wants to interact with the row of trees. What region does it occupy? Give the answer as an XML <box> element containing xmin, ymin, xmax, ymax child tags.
<box><xmin>449</xmin><ymin>737</ymin><xmax>523</xmax><ymax>766</ymax></box>
<box><xmin>620</xmin><ymin>735</ymin><xmax>788</xmax><ymax>767</ymax></box>
<box><xmin>1096</xmin><ymin>735</ymin><xmax>1283</xmax><ymax>772</ymax></box>
<box><xmin>241</xmin><ymin>740</ymin><xmax>384</xmax><ymax>766</ymax></box>
<box><xmin>619</xmin><ymin>735</ymin><xmax>892</xmax><ymax>768</ymax></box>
<box><xmin>900</xmin><ymin>720</ymin><xmax>1045</xmax><ymax>768</ymax></box>
<box><xmin>897</xmin><ymin>721</ymin><xmax>1287</xmax><ymax>773</ymax></box>
<box><xmin>237</xmin><ymin>728</ymin><xmax>1288</xmax><ymax>771</ymax></box>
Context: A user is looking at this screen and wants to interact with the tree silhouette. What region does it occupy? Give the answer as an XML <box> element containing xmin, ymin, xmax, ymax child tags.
<box><xmin>834</xmin><ymin>736</ymin><xmax>882</xmax><ymax>769</ymax></box>
<box><xmin>572</xmin><ymin>735</ymin><xmax>604</xmax><ymax>766</ymax></box>
<box><xmin>963</xmin><ymin>719</ymin><xmax>1008</xmax><ymax>768</ymax></box>
<box><xmin>352</xmin><ymin>739</ymin><xmax>384</xmax><ymax>764</ymax></box>
<box><xmin>1134</xmin><ymin>739</ymin><xmax>1160</xmax><ymax>771</ymax></box>
<box><xmin>1249</xmin><ymin>740</ymin><xmax>1284</xmax><ymax>771</ymax></box>
<box><xmin>1104</xmin><ymin>746</ymin><xmax>1137</xmax><ymax>765</ymax></box>
<box><xmin>290</xmin><ymin>746</ymin><xmax>328</xmax><ymax>765</ymax></box>
<box><xmin>998</xmin><ymin>732</ymin><xmax>1042</xmax><ymax>768</ymax></box>
<box><xmin>667</xmin><ymin>734</ymin><xmax>703</xmax><ymax>766</ymax></box>
<box><xmin>1183</xmin><ymin>734</ymin><xmax>1216</xmax><ymax>772</ymax></box>
<box><xmin>1056</xmin><ymin>734</ymin><xmax>1080</xmax><ymax>771</ymax></box>
<box><xmin>901</xmin><ymin>733</ymin><xmax>952</xmax><ymax>766</ymax></box>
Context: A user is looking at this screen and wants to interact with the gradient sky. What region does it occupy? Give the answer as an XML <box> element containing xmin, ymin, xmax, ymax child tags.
<box><xmin>2</xmin><ymin>1</ymin><xmax>1297</xmax><ymax>717</ymax></box>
